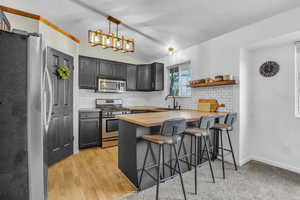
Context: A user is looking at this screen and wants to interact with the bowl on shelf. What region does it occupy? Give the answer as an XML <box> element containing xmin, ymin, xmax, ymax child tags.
<box><xmin>214</xmin><ymin>75</ymin><xmax>223</xmax><ymax>82</ymax></box>
<box><xmin>223</xmin><ymin>75</ymin><xmax>230</xmax><ymax>81</ymax></box>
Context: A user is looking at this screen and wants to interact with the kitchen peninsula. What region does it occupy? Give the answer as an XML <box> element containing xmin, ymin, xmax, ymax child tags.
<box><xmin>117</xmin><ymin>109</ymin><xmax>227</xmax><ymax>190</ymax></box>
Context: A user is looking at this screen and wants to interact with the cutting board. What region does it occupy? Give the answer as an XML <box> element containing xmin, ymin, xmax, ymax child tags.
<box><xmin>198</xmin><ymin>99</ymin><xmax>224</xmax><ymax>112</ymax></box>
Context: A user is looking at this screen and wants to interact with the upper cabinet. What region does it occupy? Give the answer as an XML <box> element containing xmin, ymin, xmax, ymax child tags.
<box><xmin>136</xmin><ymin>64</ymin><xmax>152</xmax><ymax>91</ymax></box>
<box><xmin>126</xmin><ymin>64</ymin><xmax>137</xmax><ymax>91</ymax></box>
<box><xmin>98</xmin><ymin>59</ymin><xmax>127</xmax><ymax>80</ymax></box>
<box><xmin>79</xmin><ymin>56</ymin><xmax>98</xmax><ymax>89</ymax></box>
<box><xmin>78</xmin><ymin>55</ymin><xmax>164</xmax><ymax>91</ymax></box>
<box><xmin>136</xmin><ymin>63</ymin><xmax>164</xmax><ymax>91</ymax></box>
<box><xmin>151</xmin><ymin>62</ymin><xmax>164</xmax><ymax>91</ymax></box>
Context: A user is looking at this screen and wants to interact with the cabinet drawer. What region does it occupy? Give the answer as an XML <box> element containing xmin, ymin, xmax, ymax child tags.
<box><xmin>79</xmin><ymin>112</ymin><xmax>99</xmax><ymax>119</ymax></box>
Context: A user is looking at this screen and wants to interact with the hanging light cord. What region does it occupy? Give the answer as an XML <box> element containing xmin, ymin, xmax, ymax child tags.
<box><xmin>109</xmin><ymin>20</ymin><xmax>111</xmax><ymax>34</ymax></box>
<box><xmin>116</xmin><ymin>24</ymin><xmax>119</xmax><ymax>37</ymax></box>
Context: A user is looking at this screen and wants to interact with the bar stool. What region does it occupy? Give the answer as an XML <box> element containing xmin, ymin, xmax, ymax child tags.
<box><xmin>139</xmin><ymin>118</ymin><xmax>187</xmax><ymax>200</ymax></box>
<box><xmin>211</xmin><ymin>112</ymin><xmax>238</xmax><ymax>179</ymax></box>
<box><xmin>176</xmin><ymin>115</ymin><xmax>216</xmax><ymax>195</ymax></box>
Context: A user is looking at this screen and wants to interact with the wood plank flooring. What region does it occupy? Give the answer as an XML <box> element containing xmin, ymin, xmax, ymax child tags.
<box><xmin>48</xmin><ymin>147</ymin><xmax>137</xmax><ymax>200</ymax></box>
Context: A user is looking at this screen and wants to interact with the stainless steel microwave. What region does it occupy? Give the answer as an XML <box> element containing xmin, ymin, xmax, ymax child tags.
<box><xmin>97</xmin><ymin>78</ymin><xmax>126</xmax><ymax>93</ymax></box>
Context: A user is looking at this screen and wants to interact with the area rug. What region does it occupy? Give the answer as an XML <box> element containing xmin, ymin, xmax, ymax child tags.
<box><xmin>122</xmin><ymin>160</ymin><xmax>300</xmax><ymax>200</ymax></box>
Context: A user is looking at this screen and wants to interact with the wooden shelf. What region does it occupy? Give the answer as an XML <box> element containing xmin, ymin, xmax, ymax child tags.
<box><xmin>189</xmin><ymin>80</ymin><xmax>237</xmax><ymax>88</ymax></box>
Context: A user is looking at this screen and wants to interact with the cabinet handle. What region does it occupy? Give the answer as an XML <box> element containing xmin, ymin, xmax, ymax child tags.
<box><xmin>53</xmin><ymin>147</ymin><xmax>60</xmax><ymax>152</ymax></box>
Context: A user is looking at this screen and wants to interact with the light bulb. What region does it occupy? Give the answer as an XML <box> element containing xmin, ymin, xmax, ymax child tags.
<box><xmin>106</xmin><ymin>38</ymin><xmax>111</xmax><ymax>45</ymax></box>
<box><xmin>116</xmin><ymin>41</ymin><xmax>120</xmax><ymax>47</ymax></box>
<box><xmin>126</xmin><ymin>43</ymin><xmax>130</xmax><ymax>50</ymax></box>
<box><xmin>94</xmin><ymin>36</ymin><xmax>100</xmax><ymax>42</ymax></box>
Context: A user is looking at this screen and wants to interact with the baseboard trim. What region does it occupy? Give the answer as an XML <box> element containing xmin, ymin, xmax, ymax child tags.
<box><xmin>251</xmin><ymin>156</ymin><xmax>300</xmax><ymax>174</ymax></box>
<box><xmin>239</xmin><ymin>157</ymin><xmax>252</xmax><ymax>166</ymax></box>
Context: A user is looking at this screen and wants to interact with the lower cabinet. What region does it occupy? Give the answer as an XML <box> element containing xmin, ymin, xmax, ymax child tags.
<box><xmin>79</xmin><ymin>112</ymin><xmax>100</xmax><ymax>149</ymax></box>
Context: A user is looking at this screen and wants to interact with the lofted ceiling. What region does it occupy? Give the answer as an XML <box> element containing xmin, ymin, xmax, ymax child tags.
<box><xmin>2</xmin><ymin>0</ymin><xmax>300</xmax><ymax>62</ymax></box>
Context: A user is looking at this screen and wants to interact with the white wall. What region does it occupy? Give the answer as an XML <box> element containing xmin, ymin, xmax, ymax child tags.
<box><xmin>244</xmin><ymin>44</ymin><xmax>300</xmax><ymax>173</ymax></box>
<box><xmin>152</xmin><ymin>6</ymin><xmax>300</xmax><ymax>168</ymax></box>
<box><xmin>5</xmin><ymin>12</ymin><xmax>39</xmax><ymax>33</ymax></box>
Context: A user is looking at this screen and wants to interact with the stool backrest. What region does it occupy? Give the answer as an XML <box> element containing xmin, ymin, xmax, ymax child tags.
<box><xmin>160</xmin><ymin>118</ymin><xmax>186</xmax><ymax>137</ymax></box>
<box><xmin>199</xmin><ymin>115</ymin><xmax>215</xmax><ymax>129</ymax></box>
<box><xmin>225</xmin><ymin>112</ymin><xmax>237</xmax><ymax>126</ymax></box>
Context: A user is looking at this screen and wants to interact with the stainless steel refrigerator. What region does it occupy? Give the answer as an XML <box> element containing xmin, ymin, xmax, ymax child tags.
<box><xmin>0</xmin><ymin>30</ymin><xmax>50</xmax><ymax>200</ymax></box>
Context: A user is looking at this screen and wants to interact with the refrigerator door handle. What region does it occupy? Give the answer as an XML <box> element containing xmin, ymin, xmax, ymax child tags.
<box><xmin>45</xmin><ymin>66</ymin><xmax>53</xmax><ymax>131</ymax></box>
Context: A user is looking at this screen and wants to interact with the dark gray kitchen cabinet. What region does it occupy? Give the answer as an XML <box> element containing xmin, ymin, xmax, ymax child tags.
<box><xmin>136</xmin><ymin>64</ymin><xmax>152</xmax><ymax>91</ymax></box>
<box><xmin>151</xmin><ymin>62</ymin><xmax>164</xmax><ymax>91</ymax></box>
<box><xmin>78</xmin><ymin>55</ymin><xmax>164</xmax><ymax>92</ymax></box>
<box><xmin>79</xmin><ymin>56</ymin><xmax>98</xmax><ymax>89</ymax></box>
<box><xmin>79</xmin><ymin>112</ymin><xmax>100</xmax><ymax>148</ymax></box>
<box><xmin>113</xmin><ymin>62</ymin><xmax>127</xmax><ymax>80</ymax></box>
<box><xmin>126</xmin><ymin>64</ymin><xmax>137</xmax><ymax>91</ymax></box>
<box><xmin>99</xmin><ymin>59</ymin><xmax>114</xmax><ymax>78</ymax></box>
<box><xmin>98</xmin><ymin>59</ymin><xmax>127</xmax><ymax>80</ymax></box>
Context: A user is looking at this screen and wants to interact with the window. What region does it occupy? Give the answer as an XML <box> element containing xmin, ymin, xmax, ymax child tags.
<box><xmin>168</xmin><ymin>62</ymin><xmax>191</xmax><ymax>97</ymax></box>
<box><xmin>295</xmin><ymin>43</ymin><xmax>300</xmax><ymax>117</ymax></box>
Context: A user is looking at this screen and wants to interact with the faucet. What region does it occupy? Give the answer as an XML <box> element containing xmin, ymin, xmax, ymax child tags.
<box><xmin>165</xmin><ymin>94</ymin><xmax>177</xmax><ymax>109</ymax></box>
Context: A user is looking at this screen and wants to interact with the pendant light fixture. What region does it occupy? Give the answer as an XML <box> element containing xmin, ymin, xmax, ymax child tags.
<box><xmin>88</xmin><ymin>16</ymin><xmax>135</xmax><ymax>53</ymax></box>
<box><xmin>168</xmin><ymin>47</ymin><xmax>174</xmax><ymax>55</ymax></box>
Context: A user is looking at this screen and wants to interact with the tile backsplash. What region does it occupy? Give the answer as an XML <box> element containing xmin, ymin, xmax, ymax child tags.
<box><xmin>79</xmin><ymin>85</ymin><xmax>237</xmax><ymax>112</ymax></box>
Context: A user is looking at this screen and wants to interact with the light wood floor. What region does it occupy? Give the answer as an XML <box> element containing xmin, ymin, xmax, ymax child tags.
<box><xmin>48</xmin><ymin>147</ymin><xmax>137</xmax><ymax>200</ymax></box>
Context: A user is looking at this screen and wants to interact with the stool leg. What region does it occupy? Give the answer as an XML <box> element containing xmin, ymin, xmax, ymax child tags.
<box><xmin>199</xmin><ymin>136</ymin><xmax>203</xmax><ymax>164</ymax></box>
<box><xmin>204</xmin><ymin>136</ymin><xmax>215</xmax><ymax>183</ymax></box>
<box><xmin>156</xmin><ymin>145</ymin><xmax>162</xmax><ymax>200</ymax></box>
<box><xmin>190</xmin><ymin>136</ymin><xmax>193</xmax><ymax>168</ymax></box>
<box><xmin>226</xmin><ymin>130</ymin><xmax>238</xmax><ymax>170</ymax></box>
<box><xmin>139</xmin><ymin>142</ymin><xmax>150</xmax><ymax>188</ymax></box>
<box><xmin>182</xmin><ymin>137</ymin><xmax>191</xmax><ymax>170</ymax></box>
<box><xmin>162</xmin><ymin>145</ymin><xmax>165</xmax><ymax>178</ymax></box>
<box><xmin>173</xmin><ymin>144</ymin><xmax>187</xmax><ymax>200</ymax></box>
<box><xmin>220</xmin><ymin>130</ymin><xmax>225</xmax><ymax>179</ymax></box>
<box><xmin>194</xmin><ymin>136</ymin><xmax>198</xmax><ymax>194</ymax></box>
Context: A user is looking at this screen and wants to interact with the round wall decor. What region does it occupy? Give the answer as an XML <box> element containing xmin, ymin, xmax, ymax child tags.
<box><xmin>259</xmin><ymin>61</ymin><xmax>280</xmax><ymax>77</ymax></box>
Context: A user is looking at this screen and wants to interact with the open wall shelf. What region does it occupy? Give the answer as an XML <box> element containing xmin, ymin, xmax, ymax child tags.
<box><xmin>189</xmin><ymin>80</ymin><xmax>237</xmax><ymax>88</ymax></box>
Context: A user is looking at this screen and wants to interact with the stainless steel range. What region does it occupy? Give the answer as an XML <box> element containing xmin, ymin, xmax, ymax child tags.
<box><xmin>96</xmin><ymin>99</ymin><xmax>131</xmax><ymax>148</ymax></box>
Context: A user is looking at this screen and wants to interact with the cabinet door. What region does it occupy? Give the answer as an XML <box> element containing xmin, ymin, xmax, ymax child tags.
<box><xmin>126</xmin><ymin>64</ymin><xmax>137</xmax><ymax>91</ymax></box>
<box><xmin>99</xmin><ymin>60</ymin><xmax>114</xmax><ymax>78</ymax></box>
<box><xmin>79</xmin><ymin>56</ymin><xmax>97</xmax><ymax>89</ymax></box>
<box><xmin>79</xmin><ymin>118</ymin><xmax>100</xmax><ymax>148</ymax></box>
<box><xmin>113</xmin><ymin>62</ymin><xmax>127</xmax><ymax>80</ymax></box>
<box><xmin>137</xmin><ymin>64</ymin><xmax>152</xmax><ymax>91</ymax></box>
<box><xmin>151</xmin><ymin>62</ymin><xmax>164</xmax><ymax>91</ymax></box>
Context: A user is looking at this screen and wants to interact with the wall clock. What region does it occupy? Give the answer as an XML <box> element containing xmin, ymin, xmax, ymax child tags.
<box><xmin>259</xmin><ymin>61</ymin><xmax>280</xmax><ymax>77</ymax></box>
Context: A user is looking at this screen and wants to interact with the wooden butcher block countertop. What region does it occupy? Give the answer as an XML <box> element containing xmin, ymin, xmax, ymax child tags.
<box><xmin>124</xmin><ymin>106</ymin><xmax>169</xmax><ymax>112</ymax></box>
<box><xmin>117</xmin><ymin>110</ymin><xmax>227</xmax><ymax>127</ymax></box>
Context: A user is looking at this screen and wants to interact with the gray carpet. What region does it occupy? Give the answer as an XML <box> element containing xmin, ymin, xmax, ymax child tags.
<box><xmin>122</xmin><ymin>161</ymin><xmax>300</xmax><ymax>200</ymax></box>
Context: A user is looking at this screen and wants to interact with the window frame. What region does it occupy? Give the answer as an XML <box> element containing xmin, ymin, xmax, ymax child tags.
<box><xmin>167</xmin><ymin>61</ymin><xmax>192</xmax><ymax>98</ymax></box>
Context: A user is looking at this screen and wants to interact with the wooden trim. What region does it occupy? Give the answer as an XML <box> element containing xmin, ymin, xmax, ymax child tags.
<box><xmin>39</xmin><ymin>17</ymin><xmax>80</xmax><ymax>43</ymax></box>
<box><xmin>0</xmin><ymin>5</ymin><xmax>40</xmax><ymax>20</ymax></box>
<box><xmin>0</xmin><ymin>5</ymin><xmax>80</xmax><ymax>43</ymax></box>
